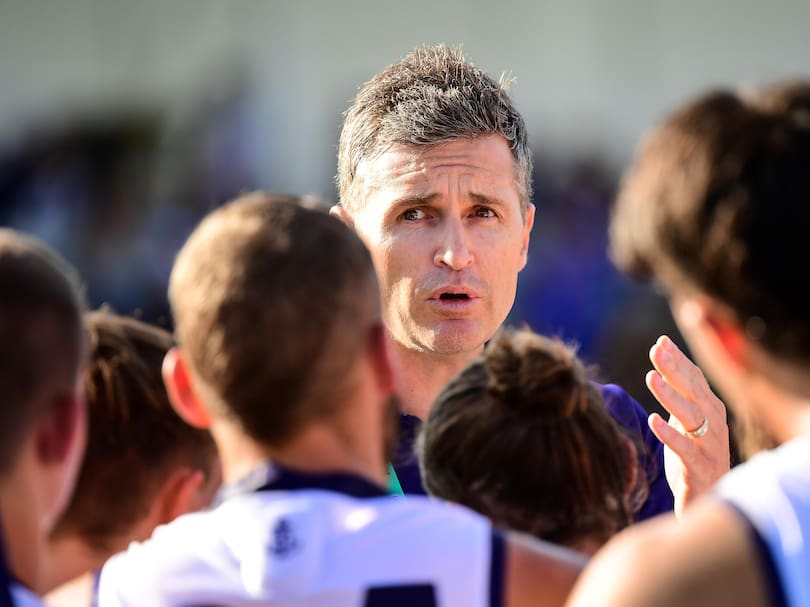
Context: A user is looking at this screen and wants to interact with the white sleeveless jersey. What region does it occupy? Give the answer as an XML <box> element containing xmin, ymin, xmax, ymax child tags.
<box><xmin>715</xmin><ymin>434</ymin><xmax>810</xmax><ymax>607</ymax></box>
<box><xmin>97</xmin><ymin>466</ymin><xmax>504</xmax><ymax>607</ymax></box>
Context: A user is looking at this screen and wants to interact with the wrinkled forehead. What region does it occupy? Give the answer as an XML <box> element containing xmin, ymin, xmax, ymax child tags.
<box><xmin>350</xmin><ymin>137</ymin><xmax>523</xmax><ymax>209</ymax></box>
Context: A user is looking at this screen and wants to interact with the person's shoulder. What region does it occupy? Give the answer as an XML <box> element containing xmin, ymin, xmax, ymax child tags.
<box><xmin>715</xmin><ymin>436</ymin><xmax>810</xmax><ymax>606</ymax></box>
<box><xmin>723</xmin><ymin>435</ymin><xmax>810</xmax><ymax>486</ymax></box>
<box><xmin>500</xmin><ymin>531</ymin><xmax>585</xmax><ymax>607</ymax></box>
<box><xmin>371</xmin><ymin>493</ymin><xmax>491</xmax><ymax>532</ymax></box>
<box><xmin>43</xmin><ymin>572</ymin><xmax>95</xmax><ymax>607</ymax></box>
<box><xmin>717</xmin><ymin>435</ymin><xmax>810</xmax><ymax>515</ymax></box>
<box><xmin>325</xmin><ymin>492</ymin><xmax>493</xmax><ymax>552</ymax></box>
<box><xmin>568</xmin><ymin>499</ymin><xmax>769</xmax><ymax>607</ymax></box>
<box><xmin>596</xmin><ymin>383</ymin><xmax>648</xmax><ymax>427</ymax></box>
<box><xmin>97</xmin><ymin>505</ymin><xmax>235</xmax><ymax>606</ymax></box>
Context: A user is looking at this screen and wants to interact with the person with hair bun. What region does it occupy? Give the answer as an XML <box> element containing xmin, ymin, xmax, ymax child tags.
<box><xmin>418</xmin><ymin>328</ymin><xmax>647</xmax><ymax>555</ymax></box>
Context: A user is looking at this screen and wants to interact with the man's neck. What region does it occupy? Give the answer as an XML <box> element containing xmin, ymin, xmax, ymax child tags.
<box><xmin>40</xmin><ymin>534</ymin><xmax>108</xmax><ymax>593</ymax></box>
<box><xmin>742</xmin><ymin>352</ymin><xmax>810</xmax><ymax>445</ymax></box>
<box><xmin>0</xmin><ymin>472</ymin><xmax>45</xmax><ymax>592</ymax></box>
<box><xmin>388</xmin><ymin>338</ymin><xmax>481</xmax><ymax>420</ymax></box>
<box><xmin>211</xmin><ymin>418</ymin><xmax>388</xmax><ymax>489</ymax></box>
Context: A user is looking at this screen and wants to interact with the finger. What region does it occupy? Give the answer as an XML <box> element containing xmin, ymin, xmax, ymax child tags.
<box><xmin>646</xmin><ymin>370</ymin><xmax>706</xmax><ymax>433</ymax></box>
<box><xmin>649</xmin><ymin>336</ymin><xmax>705</xmax><ymax>401</ymax></box>
<box><xmin>648</xmin><ymin>413</ymin><xmax>701</xmax><ymax>466</ymax></box>
<box><xmin>649</xmin><ymin>336</ymin><xmax>722</xmax><ymax>415</ymax></box>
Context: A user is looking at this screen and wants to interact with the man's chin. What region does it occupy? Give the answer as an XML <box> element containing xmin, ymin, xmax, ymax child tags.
<box><xmin>420</xmin><ymin>327</ymin><xmax>489</xmax><ymax>356</ymax></box>
<box><xmin>388</xmin><ymin>318</ymin><xmax>493</xmax><ymax>356</ymax></box>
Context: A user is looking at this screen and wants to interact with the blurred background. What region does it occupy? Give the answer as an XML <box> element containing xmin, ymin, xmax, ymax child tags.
<box><xmin>2</xmin><ymin>0</ymin><xmax>807</xmax><ymax>413</ymax></box>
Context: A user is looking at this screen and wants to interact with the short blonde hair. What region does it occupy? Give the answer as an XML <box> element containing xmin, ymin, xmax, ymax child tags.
<box><xmin>169</xmin><ymin>193</ymin><xmax>379</xmax><ymax>445</ymax></box>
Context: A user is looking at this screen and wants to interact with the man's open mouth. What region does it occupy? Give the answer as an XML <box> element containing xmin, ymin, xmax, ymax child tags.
<box><xmin>439</xmin><ymin>293</ymin><xmax>470</xmax><ymax>300</ymax></box>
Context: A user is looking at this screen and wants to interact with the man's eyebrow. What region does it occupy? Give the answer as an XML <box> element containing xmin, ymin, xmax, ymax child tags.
<box><xmin>386</xmin><ymin>193</ymin><xmax>440</xmax><ymax>213</ymax></box>
<box><xmin>382</xmin><ymin>192</ymin><xmax>513</xmax><ymax>217</ymax></box>
<box><xmin>470</xmin><ymin>192</ymin><xmax>509</xmax><ymax>208</ymax></box>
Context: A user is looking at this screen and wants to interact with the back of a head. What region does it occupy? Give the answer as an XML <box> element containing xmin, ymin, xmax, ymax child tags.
<box><xmin>169</xmin><ymin>192</ymin><xmax>379</xmax><ymax>446</ymax></box>
<box><xmin>0</xmin><ymin>228</ymin><xmax>86</xmax><ymax>478</ymax></box>
<box><xmin>337</xmin><ymin>44</ymin><xmax>533</xmax><ymax>211</ymax></box>
<box><xmin>418</xmin><ymin>328</ymin><xmax>644</xmax><ymax>551</ymax></box>
<box><xmin>611</xmin><ymin>80</ymin><xmax>810</xmax><ymax>365</ymax></box>
<box><xmin>51</xmin><ymin>310</ymin><xmax>217</xmax><ymax>553</ymax></box>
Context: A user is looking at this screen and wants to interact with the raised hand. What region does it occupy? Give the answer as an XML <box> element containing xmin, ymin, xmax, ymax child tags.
<box><xmin>645</xmin><ymin>335</ymin><xmax>730</xmax><ymax>516</ymax></box>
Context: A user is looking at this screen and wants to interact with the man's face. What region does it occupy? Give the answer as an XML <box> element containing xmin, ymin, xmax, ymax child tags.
<box><xmin>344</xmin><ymin>135</ymin><xmax>534</xmax><ymax>355</ymax></box>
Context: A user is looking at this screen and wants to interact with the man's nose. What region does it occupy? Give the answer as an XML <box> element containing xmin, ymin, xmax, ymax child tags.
<box><xmin>433</xmin><ymin>217</ymin><xmax>474</xmax><ymax>270</ymax></box>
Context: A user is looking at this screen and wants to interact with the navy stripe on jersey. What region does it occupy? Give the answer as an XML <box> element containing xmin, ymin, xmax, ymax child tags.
<box><xmin>219</xmin><ymin>462</ymin><xmax>389</xmax><ymax>502</ymax></box>
<box><xmin>0</xmin><ymin>521</ymin><xmax>15</xmax><ymax>607</ymax></box>
<box><xmin>364</xmin><ymin>584</ymin><xmax>437</xmax><ymax>606</ymax></box>
<box><xmin>489</xmin><ymin>531</ymin><xmax>506</xmax><ymax>607</ymax></box>
<box><xmin>725</xmin><ymin>502</ymin><xmax>789</xmax><ymax>607</ymax></box>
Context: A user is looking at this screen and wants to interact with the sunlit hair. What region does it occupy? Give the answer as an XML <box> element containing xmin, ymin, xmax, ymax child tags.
<box><xmin>338</xmin><ymin>44</ymin><xmax>532</xmax><ymax>214</ymax></box>
<box><xmin>418</xmin><ymin>328</ymin><xmax>646</xmax><ymax>551</ymax></box>
<box><xmin>169</xmin><ymin>192</ymin><xmax>380</xmax><ymax>446</ymax></box>
<box><xmin>52</xmin><ymin>311</ymin><xmax>217</xmax><ymax>551</ymax></box>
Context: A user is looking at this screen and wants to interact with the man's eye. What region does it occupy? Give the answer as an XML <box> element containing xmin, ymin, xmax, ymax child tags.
<box><xmin>402</xmin><ymin>208</ymin><xmax>426</xmax><ymax>221</ymax></box>
<box><xmin>473</xmin><ymin>207</ymin><xmax>496</xmax><ymax>218</ymax></box>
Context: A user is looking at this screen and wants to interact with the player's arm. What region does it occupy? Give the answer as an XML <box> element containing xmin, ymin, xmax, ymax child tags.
<box><xmin>503</xmin><ymin>532</ymin><xmax>587</xmax><ymax>607</ymax></box>
<box><xmin>566</xmin><ymin>500</ymin><xmax>771</xmax><ymax>607</ymax></box>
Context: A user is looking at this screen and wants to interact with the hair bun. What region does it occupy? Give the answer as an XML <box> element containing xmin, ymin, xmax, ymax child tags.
<box><xmin>484</xmin><ymin>330</ymin><xmax>590</xmax><ymax>422</ymax></box>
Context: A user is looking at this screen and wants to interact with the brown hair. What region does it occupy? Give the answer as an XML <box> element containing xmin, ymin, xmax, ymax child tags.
<box><xmin>611</xmin><ymin>80</ymin><xmax>810</xmax><ymax>363</ymax></box>
<box><xmin>52</xmin><ymin>311</ymin><xmax>217</xmax><ymax>551</ymax></box>
<box><xmin>337</xmin><ymin>44</ymin><xmax>533</xmax><ymax>213</ymax></box>
<box><xmin>0</xmin><ymin>228</ymin><xmax>86</xmax><ymax>476</ymax></box>
<box><xmin>169</xmin><ymin>192</ymin><xmax>379</xmax><ymax>446</ymax></box>
<box><xmin>417</xmin><ymin>328</ymin><xmax>645</xmax><ymax>550</ymax></box>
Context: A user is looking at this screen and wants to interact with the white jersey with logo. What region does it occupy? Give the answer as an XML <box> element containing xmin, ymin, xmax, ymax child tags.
<box><xmin>715</xmin><ymin>434</ymin><xmax>810</xmax><ymax>607</ymax></box>
<box><xmin>97</xmin><ymin>465</ymin><xmax>504</xmax><ymax>607</ymax></box>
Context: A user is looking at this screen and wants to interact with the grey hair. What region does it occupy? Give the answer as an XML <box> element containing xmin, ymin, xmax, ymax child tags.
<box><xmin>337</xmin><ymin>45</ymin><xmax>533</xmax><ymax>213</ymax></box>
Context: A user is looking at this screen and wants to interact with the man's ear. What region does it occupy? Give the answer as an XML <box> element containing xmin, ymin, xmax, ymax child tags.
<box><xmin>518</xmin><ymin>203</ymin><xmax>535</xmax><ymax>271</ymax></box>
<box><xmin>162</xmin><ymin>347</ymin><xmax>211</xmax><ymax>429</ymax></box>
<box><xmin>674</xmin><ymin>297</ymin><xmax>748</xmax><ymax>369</ymax></box>
<box><xmin>36</xmin><ymin>391</ymin><xmax>85</xmax><ymax>465</ymax></box>
<box><xmin>154</xmin><ymin>468</ymin><xmax>209</xmax><ymax>526</ymax></box>
<box><xmin>329</xmin><ymin>203</ymin><xmax>355</xmax><ymax>230</ymax></box>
